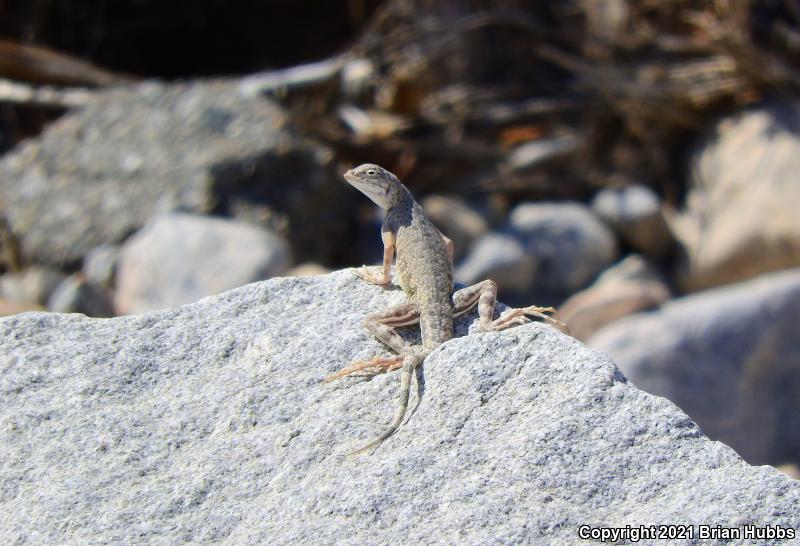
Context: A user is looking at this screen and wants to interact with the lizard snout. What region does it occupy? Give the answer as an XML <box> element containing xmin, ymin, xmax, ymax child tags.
<box><xmin>343</xmin><ymin>169</ymin><xmax>360</xmax><ymax>186</ymax></box>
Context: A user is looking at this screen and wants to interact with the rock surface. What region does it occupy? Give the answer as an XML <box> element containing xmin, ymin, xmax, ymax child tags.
<box><xmin>674</xmin><ymin>102</ymin><xmax>800</xmax><ymax>290</ymax></box>
<box><xmin>590</xmin><ymin>268</ymin><xmax>800</xmax><ymax>465</ymax></box>
<box><xmin>560</xmin><ymin>255</ymin><xmax>671</xmax><ymax>341</ymax></box>
<box><xmin>115</xmin><ymin>213</ymin><xmax>291</xmax><ymax>314</ymax></box>
<box><xmin>1</xmin><ymin>269</ymin><xmax>798</xmax><ymax>544</ymax></box>
<box><xmin>0</xmin><ymin>80</ymin><xmax>348</xmax><ymax>268</ymax></box>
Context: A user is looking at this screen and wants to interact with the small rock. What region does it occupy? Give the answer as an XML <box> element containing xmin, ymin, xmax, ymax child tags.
<box><xmin>674</xmin><ymin>101</ymin><xmax>800</xmax><ymax>290</ymax></box>
<box><xmin>583</xmin><ymin>0</ymin><xmax>631</xmax><ymax>44</ymax></box>
<box><xmin>591</xmin><ymin>185</ymin><xmax>672</xmax><ymax>259</ymax></box>
<box><xmin>47</xmin><ymin>274</ymin><xmax>114</xmax><ymax>317</ymax></box>
<box><xmin>777</xmin><ymin>464</ymin><xmax>800</xmax><ymax>480</ymax></box>
<box><xmin>455</xmin><ymin>232</ymin><xmax>536</xmax><ymax>298</ymax></box>
<box><xmin>509</xmin><ymin>202</ymin><xmax>618</xmax><ymax>300</ymax></box>
<box><xmin>0</xmin><ymin>298</ymin><xmax>43</xmax><ymax>316</ymax></box>
<box><xmin>0</xmin><ymin>267</ymin><xmax>66</xmax><ymax>305</ymax></box>
<box><xmin>82</xmin><ymin>245</ymin><xmax>119</xmax><ymax>288</ymax></box>
<box><xmin>589</xmin><ymin>268</ymin><xmax>800</xmax><ymax>465</ymax></box>
<box><xmin>287</xmin><ymin>263</ymin><xmax>331</xmax><ymax>277</ymax></box>
<box><xmin>422</xmin><ymin>195</ymin><xmax>489</xmax><ymax>261</ymax></box>
<box><xmin>115</xmin><ymin>213</ymin><xmax>291</xmax><ymax>314</ymax></box>
<box><xmin>560</xmin><ymin>255</ymin><xmax>671</xmax><ymax>340</ymax></box>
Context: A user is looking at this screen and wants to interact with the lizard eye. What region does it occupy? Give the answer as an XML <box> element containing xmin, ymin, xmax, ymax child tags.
<box><xmin>366</xmin><ymin>169</ymin><xmax>376</xmax><ymax>176</ymax></box>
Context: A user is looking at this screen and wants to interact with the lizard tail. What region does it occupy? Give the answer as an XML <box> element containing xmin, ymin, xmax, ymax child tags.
<box><xmin>348</xmin><ymin>352</ymin><xmax>423</xmax><ymax>456</ymax></box>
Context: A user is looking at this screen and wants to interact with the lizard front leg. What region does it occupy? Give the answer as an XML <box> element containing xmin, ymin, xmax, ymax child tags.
<box><xmin>324</xmin><ymin>301</ymin><xmax>419</xmax><ymax>382</ymax></box>
<box><xmin>452</xmin><ymin>279</ymin><xmax>566</xmax><ymax>332</ymax></box>
<box><xmin>356</xmin><ymin>225</ymin><xmax>396</xmax><ymax>286</ymax></box>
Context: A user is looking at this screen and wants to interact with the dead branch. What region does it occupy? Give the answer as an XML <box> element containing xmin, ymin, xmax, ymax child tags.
<box><xmin>0</xmin><ymin>78</ymin><xmax>93</xmax><ymax>108</ymax></box>
<box><xmin>238</xmin><ymin>55</ymin><xmax>351</xmax><ymax>97</ymax></box>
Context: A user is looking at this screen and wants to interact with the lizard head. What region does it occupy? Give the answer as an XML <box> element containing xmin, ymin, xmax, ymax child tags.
<box><xmin>344</xmin><ymin>163</ymin><xmax>402</xmax><ymax>209</ymax></box>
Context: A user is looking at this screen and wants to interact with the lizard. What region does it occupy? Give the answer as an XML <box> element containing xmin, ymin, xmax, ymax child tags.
<box><xmin>325</xmin><ymin>163</ymin><xmax>562</xmax><ymax>456</ymax></box>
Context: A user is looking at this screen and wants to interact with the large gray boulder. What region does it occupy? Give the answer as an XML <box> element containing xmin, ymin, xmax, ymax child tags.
<box><xmin>0</xmin><ymin>80</ymin><xmax>350</xmax><ymax>268</ymax></box>
<box><xmin>1</xmin><ymin>270</ymin><xmax>798</xmax><ymax>544</ymax></box>
<box><xmin>589</xmin><ymin>268</ymin><xmax>800</xmax><ymax>465</ymax></box>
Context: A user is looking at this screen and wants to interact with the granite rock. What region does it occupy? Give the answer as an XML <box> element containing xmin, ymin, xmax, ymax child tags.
<box><xmin>1</xmin><ymin>269</ymin><xmax>798</xmax><ymax>544</ymax></box>
<box><xmin>590</xmin><ymin>268</ymin><xmax>800</xmax><ymax>465</ymax></box>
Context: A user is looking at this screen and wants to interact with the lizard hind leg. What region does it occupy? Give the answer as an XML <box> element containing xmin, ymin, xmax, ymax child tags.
<box><xmin>452</xmin><ymin>279</ymin><xmax>566</xmax><ymax>332</ymax></box>
<box><xmin>323</xmin><ymin>355</ymin><xmax>404</xmax><ymax>382</ymax></box>
<box><xmin>324</xmin><ymin>302</ymin><xmax>420</xmax><ymax>383</ymax></box>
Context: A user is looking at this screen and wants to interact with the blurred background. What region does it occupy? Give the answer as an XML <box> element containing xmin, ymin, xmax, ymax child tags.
<box><xmin>0</xmin><ymin>0</ymin><xmax>799</xmax><ymax>474</ymax></box>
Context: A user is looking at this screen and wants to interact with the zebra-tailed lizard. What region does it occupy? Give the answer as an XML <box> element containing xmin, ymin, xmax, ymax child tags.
<box><xmin>325</xmin><ymin>164</ymin><xmax>563</xmax><ymax>455</ymax></box>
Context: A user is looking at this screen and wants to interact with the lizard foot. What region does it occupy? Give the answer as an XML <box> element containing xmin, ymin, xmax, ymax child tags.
<box><xmin>323</xmin><ymin>355</ymin><xmax>404</xmax><ymax>383</ymax></box>
<box><xmin>482</xmin><ymin>305</ymin><xmax>568</xmax><ymax>333</ymax></box>
<box><xmin>354</xmin><ymin>266</ymin><xmax>391</xmax><ymax>286</ymax></box>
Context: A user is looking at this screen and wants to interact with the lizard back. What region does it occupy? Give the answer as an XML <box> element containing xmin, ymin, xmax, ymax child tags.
<box><xmin>388</xmin><ymin>196</ymin><xmax>454</xmax><ymax>349</ymax></box>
